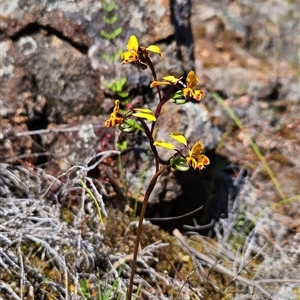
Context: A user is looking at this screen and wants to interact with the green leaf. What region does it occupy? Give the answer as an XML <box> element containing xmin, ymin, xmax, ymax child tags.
<box><xmin>117</xmin><ymin>140</ymin><xmax>128</xmax><ymax>151</ymax></box>
<box><xmin>100</xmin><ymin>27</ymin><xmax>122</xmax><ymax>40</ymax></box>
<box><xmin>101</xmin><ymin>50</ymin><xmax>123</xmax><ymax>63</ymax></box>
<box><xmin>104</xmin><ymin>78</ymin><xmax>126</xmax><ymax>92</ymax></box>
<box><xmin>103</xmin><ymin>1</ymin><xmax>115</xmax><ymax>12</ymax></box>
<box><xmin>117</xmin><ymin>91</ymin><xmax>129</xmax><ymax>98</ymax></box>
<box><xmin>103</xmin><ymin>14</ymin><xmax>118</xmax><ymax>25</ymax></box>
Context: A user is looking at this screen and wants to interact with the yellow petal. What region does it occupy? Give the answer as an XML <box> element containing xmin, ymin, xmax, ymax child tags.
<box><xmin>162</xmin><ymin>75</ymin><xmax>179</xmax><ymax>83</ymax></box>
<box><xmin>201</xmin><ymin>155</ymin><xmax>210</xmax><ymax>166</ymax></box>
<box><xmin>190</xmin><ymin>141</ymin><xmax>204</xmax><ymax>156</ymax></box>
<box><xmin>132</xmin><ymin>111</ymin><xmax>156</xmax><ymax>121</ymax></box>
<box><xmin>169</xmin><ymin>132</ymin><xmax>187</xmax><ymax>145</ymax></box>
<box><xmin>193</xmin><ymin>89</ymin><xmax>205</xmax><ymax>101</ymax></box>
<box><xmin>113</xmin><ymin>100</ymin><xmax>120</xmax><ymax>112</ymax></box>
<box><xmin>104</xmin><ymin>100</ymin><xmax>124</xmax><ymax>127</ymax></box>
<box><xmin>186</xmin><ymin>70</ymin><xmax>198</xmax><ymax>88</ymax></box>
<box><xmin>150</xmin><ymin>80</ymin><xmax>172</xmax><ymax>88</ymax></box>
<box><xmin>182</xmin><ymin>87</ymin><xmax>193</xmax><ymax>98</ymax></box>
<box><xmin>133</xmin><ymin>107</ymin><xmax>154</xmax><ymax>114</ymax></box>
<box><xmin>150</xmin><ymin>81</ymin><xmax>160</xmax><ymax>88</ymax></box>
<box><xmin>127</xmin><ymin>35</ymin><xmax>139</xmax><ymax>51</ymax></box>
<box><xmin>121</xmin><ymin>50</ymin><xmax>139</xmax><ymax>64</ymax></box>
<box><xmin>153</xmin><ymin>141</ymin><xmax>175</xmax><ymax>150</ymax></box>
<box><xmin>146</xmin><ymin>45</ymin><xmax>162</xmax><ymax>56</ymax></box>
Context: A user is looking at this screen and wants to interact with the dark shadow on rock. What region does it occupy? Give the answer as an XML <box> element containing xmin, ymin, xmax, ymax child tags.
<box><xmin>25</xmin><ymin>99</ymin><xmax>49</xmax><ymax>167</ymax></box>
<box><xmin>146</xmin><ymin>153</ymin><xmax>242</xmax><ymax>235</ymax></box>
<box><xmin>170</xmin><ymin>0</ymin><xmax>195</xmax><ymax>71</ymax></box>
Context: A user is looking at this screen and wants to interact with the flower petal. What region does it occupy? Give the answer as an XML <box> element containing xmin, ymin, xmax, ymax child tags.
<box><xmin>186</xmin><ymin>156</ymin><xmax>198</xmax><ymax>169</ymax></box>
<box><xmin>186</xmin><ymin>70</ymin><xmax>198</xmax><ymax>89</ymax></box>
<box><xmin>185</xmin><ymin>141</ymin><xmax>209</xmax><ymax>170</ymax></box>
<box><xmin>190</xmin><ymin>141</ymin><xmax>204</xmax><ymax>156</ymax></box>
<box><xmin>150</xmin><ymin>80</ymin><xmax>172</xmax><ymax>88</ymax></box>
<box><xmin>153</xmin><ymin>141</ymin><xmax>176</xmax><ymax>150</ymax></box>
<box><xmin>169</xmin><ymin>132</ymin><xmax>187</xmax><ymax>146</ymax></box>
<box><xmin>121</xmin><ymin>50</ymin><xmax>139</xmax><ymax>64</ymax></box>
<box><xmin>104</xmin><ymin>100</ymin><xmax>124</xmax><ymax>127</ymax></box>
<box><xmin>133</xmin><ymin>107</ymin><xmax>154</xmax><ymax>114</ymax></box>
<box><xmin>201</xmin><ymin>155</ymin><xmax>210</xmax><ymax>165</ymax></box>
<box><xmin>182</xmin><ymin>87</ymin><xmax>194</xmax><ymax>98</ymax></box>
<box><xmin>193</xmin><ymin>89</ymin><xmax>205</xmax><ymax>101</ymax></box>
<box><xmin>127</xmin><ymin>35</ymin><xmax>139</xmax><ymax>51</ymax></box>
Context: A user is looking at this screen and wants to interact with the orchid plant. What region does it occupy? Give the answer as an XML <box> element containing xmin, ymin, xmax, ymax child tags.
<box><xmin>104</xmin><ymin>35</ymin><xmax>209</xmax><ymax>299</ymax></box>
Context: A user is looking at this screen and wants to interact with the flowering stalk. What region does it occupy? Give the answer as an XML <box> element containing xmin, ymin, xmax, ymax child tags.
<box><xmin>127</xmin><ymin>164</ymin><xmax>168</xmax><ymax>299</ymax></box>
<box><xmin>104</xmin><ymin>35</ymin><xmax>209</xmax><ymax>299</ymax></box>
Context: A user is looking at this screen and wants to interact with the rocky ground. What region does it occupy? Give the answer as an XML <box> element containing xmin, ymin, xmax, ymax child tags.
<box><xmin>0</xmin><ymin>0</ymin><xmax>299</xmax><ymax>299</ymax></box>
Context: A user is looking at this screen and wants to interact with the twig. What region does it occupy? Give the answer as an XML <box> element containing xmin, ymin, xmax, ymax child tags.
<box><xmin>17</xmin><ymin>243</ymin><xmax>24</xmax><ymax>299</ymax></box>
<box><xmin>84</xmin><ymin>177</ymin><xmax>107</xmax><ymax>218</ymax></box>
<box><xmin>83</xmin><ymin>150</ymin><xmax>120</xmax><ymax>172</ymax></box>
<box><xmin>146</xmin><ymin>205</ymin><xmax>203</xmax><ymax>221</ymax></box>
<box><xmin>28</xmin><ymin>286</ymin><xmax>34</xmax><ymax>300</ymax></box>
<box><xmin>183</xmin><ymin>218</ymin><xmax>215</xmax><ymax>231</ymax></box>
<box><xmin>63</xmin><ymin>256</ymin><xmax>68</xmax><ymax>300</ymax></box>
<box><xmin>41</xmin><ymin>150</ymin><xmax>120</xmax><ymax>199</ymax></box>
<box><xmin>175</xmin><ymin>263</ymin><xmax>200</xmax><ymax>300</ymax></box>
<box><xmin>0</xmin><ymin>123</ymin><xmax>104</xmax><ymax>139</ymax></box>
<box><xmin>108</xmin><ymin>253</ymin><xmax>134</xmax><ymax>274</ymax></box>
<box><xmin>0</xmin><ymin>280</ymin><xmax>22</xmax><ymax>300</ymax></box>
<box><xmin>255</xmin><ymin>279</ymin><xmax>300</xmax><ymax>284</ymax></box>
<box><xmin>4</xmin><ymin>152</ymin><xmax>51</xmax><ymax>163</ymax></box>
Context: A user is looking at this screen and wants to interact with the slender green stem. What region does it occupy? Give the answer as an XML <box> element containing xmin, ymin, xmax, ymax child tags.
<box><xmin>117</xmin><ymin>153</ymin><xmax>129</xmax><ymax>203</ymax></box>
<box><xmin>127</xmin><ymin>165</ymin><xmax>168</xmax><ymax>300</ymax></box>
<box><xmin>249</xmin><ymin>195</ymin><xmax>300</xmax><ymax>230</ymax></box>
<box><xmin>79</xmin><ymin>180</ymin><xmax>104</xmax><ymax>226</ymax></box>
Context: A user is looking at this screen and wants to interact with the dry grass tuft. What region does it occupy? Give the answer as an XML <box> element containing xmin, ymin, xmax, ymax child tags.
<box><xmin>0</xmin><ymin>148</ymin><xmax>299</xmax><ymax>299</ymax></box>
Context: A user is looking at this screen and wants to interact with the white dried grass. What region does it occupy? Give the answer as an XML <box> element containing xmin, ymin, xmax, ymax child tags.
<box><xmin>0</xmin><ymin>155</ymin><xmax>194</xmax><ymax>300</ymax></box>
<box><xmin>210</xmin><ymin>170</ymin><xmax>300</xmax><ymax>299</ymax></box>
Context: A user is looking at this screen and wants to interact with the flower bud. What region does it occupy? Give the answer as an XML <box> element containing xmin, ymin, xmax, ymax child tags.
<box><xmin>170</xmin><ymin>157</ymin><xmax>190</xmax><ymax>171</ymax></box>
<box><xmin>171</xmin><ymin>90</ymin><xmax>187</xmax><ymax>105</ymax></box>
<box><xmin>118</xmin><ymin>119</ymin><xmax>141</xmax><ymax>133</ymax></box>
